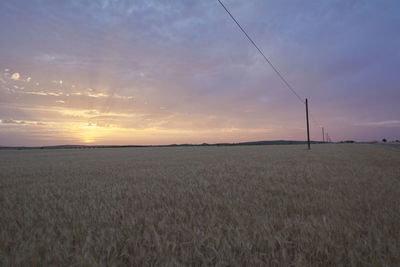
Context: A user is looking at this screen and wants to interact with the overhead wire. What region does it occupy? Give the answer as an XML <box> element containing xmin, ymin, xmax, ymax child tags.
<box><xmin>217</xmin><ymin>0</ymin><xmax>305</xmax><ymax>104</ymax></box>
<box><xmin>217</xmin><ymin>0</ymin><xmax>326</xmax><ymax>132</ymax></box>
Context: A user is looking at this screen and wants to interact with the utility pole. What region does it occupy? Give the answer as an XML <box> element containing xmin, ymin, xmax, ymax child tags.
<box><xmin>322</xmin><ymin>127</ymin><xmax>325</xmax><ymax>143</ymax></box>
<box><xmin>305</xmin><ymin>98</ymin><xmax>310</xmax><ymax>150</ymax></box>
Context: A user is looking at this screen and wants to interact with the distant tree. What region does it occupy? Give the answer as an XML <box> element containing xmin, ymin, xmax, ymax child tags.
<box><xmin>382</xmin><ymin>138</ymin><xmax>387</xmax><ymax>143</ymax></box>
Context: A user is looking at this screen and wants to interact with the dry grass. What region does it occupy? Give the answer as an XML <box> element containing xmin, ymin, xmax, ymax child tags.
<box><xmin>0</xmin><ymin>144</ymin><xmax>399</xmax><ymax>266</ymax></box>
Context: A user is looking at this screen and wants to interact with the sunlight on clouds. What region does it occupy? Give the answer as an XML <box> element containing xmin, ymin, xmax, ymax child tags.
<box><xmin>24</xmin><ymin>91</ymin><xmax>63</xmax><ymax>96</ymax></box>
<box><xmin>51</xmin><ymin>80</ymin><xmax>63</xmax><ymax>85</ymax></box>
<box><xmin>0</xmin><ymin>68</ymin><xmax>285</xmax><ymax>145</ymax></box>
<box><xmin>11</xmin><ymin>73</ymin><xmax>20</xmax><ymax>80</ymax></box>
<box><xmin>53</xmin><ymin>107</ymin><xmax>134</xmax><ymax>120</ymax></box>
<box><xmin>87</xmin><ymin>92</ymin><xmax>108</xmax><ymax>98</ymax></box>
<box><xmin>0</xmin><ymin>98</ymin><xmax>277</xmax><ymax>145</ymax></box>
<box><xmin>114</xmin><ymin>94</ymin><xmax>134</xmax><ymax>100</ymax></box>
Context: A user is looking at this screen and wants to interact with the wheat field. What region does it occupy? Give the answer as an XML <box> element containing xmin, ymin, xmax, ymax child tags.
<box><xmin>0</xmin><ymin>144</ymin><xmax>399</xmax><ymax>266</ymax></box>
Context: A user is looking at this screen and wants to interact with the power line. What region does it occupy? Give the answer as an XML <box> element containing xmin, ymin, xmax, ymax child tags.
<box><xmin>217</xmin><ymin>0</ymin><xmax>328</xmax><ymax>141</ymax></box>
<box><xmin>217</xmin><ymin>0</ymin><xmax>304</xmax><ymax>104</ymax></box>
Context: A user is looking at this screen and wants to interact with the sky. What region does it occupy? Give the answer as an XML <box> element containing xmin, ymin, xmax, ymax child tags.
<box><xmin>0</xmin><ymin>0</ymin><xmax>399</xmax><ymax>146</ymax></box>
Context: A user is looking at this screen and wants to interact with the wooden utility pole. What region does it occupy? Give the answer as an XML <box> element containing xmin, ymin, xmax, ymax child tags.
<box><xmin>305</xmin><ymin>98</ymin><xmax>310</xmax><ymax>150</ymax></box>
<box><xmin>322</xmin><ymin>127</ymin><xmax>325</xmax><ymax>143</ymax></box>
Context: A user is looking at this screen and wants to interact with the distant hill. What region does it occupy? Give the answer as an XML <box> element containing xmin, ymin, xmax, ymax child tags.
<box><xmin>0</xmin><ymin>140</ymin><xmax>327</xmax><ymax>150</ymax></box>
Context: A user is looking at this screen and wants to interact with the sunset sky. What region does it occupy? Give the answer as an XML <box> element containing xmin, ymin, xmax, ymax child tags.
<box><xmin>1</xmin><ymin>0</ymin><xmax>399</xmax><ymax>146</ymax></box>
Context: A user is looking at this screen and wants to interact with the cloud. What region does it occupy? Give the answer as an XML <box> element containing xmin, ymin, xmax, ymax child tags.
<box><xmin>114</xmin><ymin>94</ymin><xmax>134</xmax><ymax>100</ymax></box>
<box><xmin>36</xmin><ymin>54</ymin><xmax>58</xmax><ymax>61</ymax></box>
<box><xmin>1</xmin><ymin>119</ymin><xmax>25</xmax><ymax>124</ymax></box>
<box><xmin>355</xmin><ymin>120</ymin><xmax>400</xmax><ymax>127</ymax></box>
<box><xmin>86</xmin><ymin>92</ymin><xmax>108</xmax><ymax>98</ymax></box>
<box><xmin>24</xmin><ymin>91</ymin><xmax>63</xmax><ymax>96</ymax></box>
<box><xmin>11</xmin><ymin>73</ymin><xmax>20</xmax><ymax>80</ymax></box>
<box><xmin>1</xmin><ymin>118</ymin><xmax>46</xmax><ymax>126</ymax></box>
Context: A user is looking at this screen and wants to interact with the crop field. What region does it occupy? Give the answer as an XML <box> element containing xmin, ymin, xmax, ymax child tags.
<box><xmin>0</xmin><ymin>144</ymin><xmax>399</xmax><ymax>266</ymax></box>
